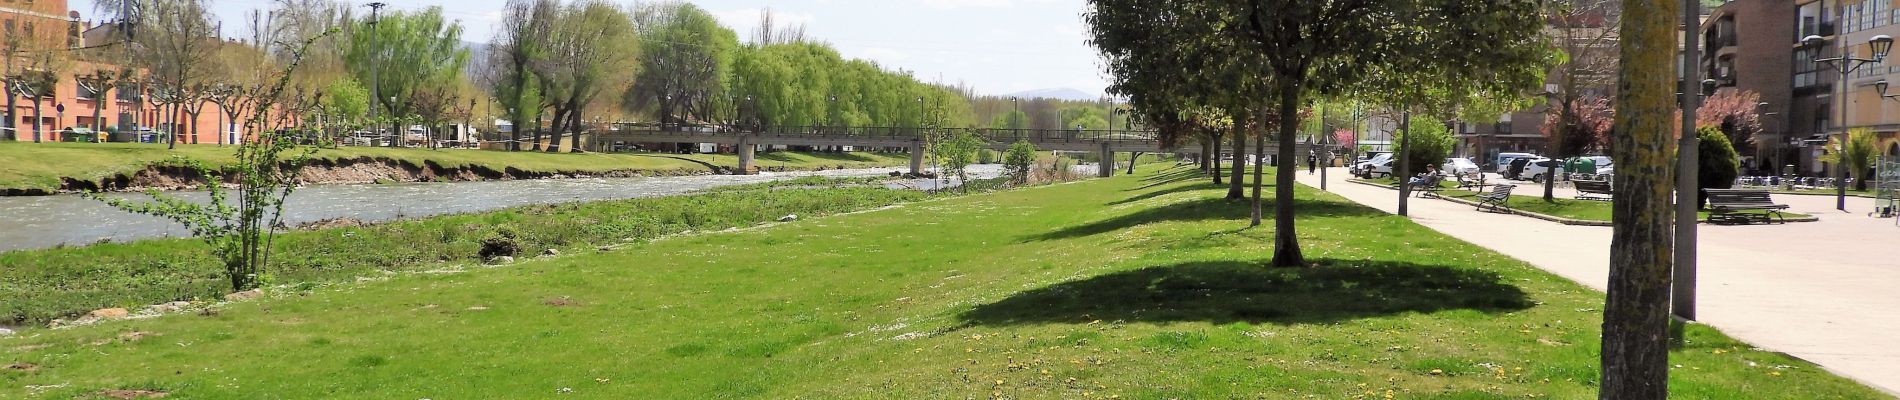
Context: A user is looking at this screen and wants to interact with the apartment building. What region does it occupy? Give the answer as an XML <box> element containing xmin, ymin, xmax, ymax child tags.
<box><xmin>1706</xmin><ymin>0</ymin><xmax>1900</xmax><ymax>177</ymax></box>
<box><xmin>2</xmin><ymin>0</ymin><xmax>238</xmax><ymax>144</ymax></box>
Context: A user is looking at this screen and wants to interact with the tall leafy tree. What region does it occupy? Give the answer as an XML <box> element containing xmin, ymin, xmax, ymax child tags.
<box><xmin>490</xmin><ymin>0</ymin><xmax>555</xmax><ymax>151</ymax></box>
<box><xmin>532</xmin><ymin>0</ymin><xmax>638</xmax><ymax>152</ymax></box>
<box><xmin>1601</xmin><ymin>0</ymin><xmax>1679</xmax><ymax>396</ymax></box>
<box><xmin>345</xmin><ymin>6</ymin><xmax>469</xmax><ymax>147</ymax></box>
<box><xmin>627</xmin><ymin>2</ymin><xmax>738</xmax><ymax>126</ymax></box>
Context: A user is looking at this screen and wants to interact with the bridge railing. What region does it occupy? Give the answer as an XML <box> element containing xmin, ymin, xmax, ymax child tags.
<box><xmin>613</xmin><ymin>123</ymin><xmax>1159</xmax><ymax>145</ymax></box>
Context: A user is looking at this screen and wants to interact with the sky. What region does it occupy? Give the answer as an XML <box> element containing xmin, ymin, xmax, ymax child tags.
<box><xmin>158</xmin><ymin>0</ymin><xmax>1110</xmax><ymax>97</ymax></box>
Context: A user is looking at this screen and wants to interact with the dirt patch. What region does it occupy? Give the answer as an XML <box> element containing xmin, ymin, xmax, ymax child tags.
<box><xmin>118</xmin><ymin>331</ymin><xmax>153</xmax><ymax>341</ymax></box>
<box><xmin>297</xmin><ymin>217</ymin><xmax>366</xmax><ymax>230</ymax></box>
<box><xmin>542</xmin><ymin>296</ymin><xmax>582</xmax><ymax>307</ymax></box>
<box><xmin>12</xmin><ymin>343</ymin><xmax>53</xmax><ymax>352</ymax></box>
<box><xmin>3</xmin><ymin>362</ymin><xmax>37</xmax><ymax>372</ymax></box>
<box><xmin>97</xmin><ymin>389</ymin><xmax>169</xmax><ymax>399</ymax></box>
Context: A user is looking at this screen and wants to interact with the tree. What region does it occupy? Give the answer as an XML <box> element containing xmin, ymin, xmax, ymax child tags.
<box><xmin>322</xmin><ymin>78</ymin><xmax>371</xmax><ymax>140</ymax></box>
<box><xmin>1233</xmin><ymin>0</ymin><xmax>1546</xmax><ymax>266</ymax></box>
<box><xmin>491</xmin><ymin>0</ymin><xmax>556</xmax><ymax>151</ymax></box>
<box><xmin>89</xmin><ymin>28</ymin><xmax>332</xmax><ymax>292</ymax></box>
<box><xmin>1601</xmin><ymin>0</ymin><xmax>1679</xmax><ymax>396</ymax></box>
<box><xmin>990</xmin><ymin>110</ymin><xmax>1029</xmax><ymax>129</ymax></box>
<box><xmin>136</xmin><ymin>0</ymin><xmax>221</xmax><ymax>149</ymax></box>
<box><xmin>534</xmin><ymin>0</ymin><xmax>638</xmax><ymax>152</ymax></box>
<box><xmin>1543</xmin><ymin>0</ymin><xmax>1622</xmax><ymax>192</ymax></box>
<box><xmin>1697</xmin><ymin>88</ymin><xmax>1763</xmax><ymax>154</ymax></box>
<box><xmin>1542</xmin><ymin>95</ymin><xmax>1615</xmax><ymax>159</ymax></box>
<box><xmin>1004</xmin><ymin>140</ymin><xmax>1037</xmax><ymax>184</ymax></box>
<box><xmin>627</xmin><ymin>2</ymin><xmax>737</xmax><ymax>126</ymax></box>
<box><xmin>932</xmin><ymin>130</ymin><xmax>986</xmax><ymax>192</ymax></box>
<box><xmin>345</xmin><ymin>6</ymin><xmax>469</xmax><ymax>148</ymax></box>
<box><xmin>1821</xmin><ymin>128</ymin><xmax>1879</xmax><ymax>191</ymax></box>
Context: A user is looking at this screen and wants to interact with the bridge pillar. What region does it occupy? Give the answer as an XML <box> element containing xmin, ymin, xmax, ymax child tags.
<box><xmin>1098</xmin><ymin>142</ymin><xmax>1115</xmax><ymax>178</ymax></box>
<box><xmin>736</xmin><ymin>135</ymin><xmax>756</xmax><ymax>175</ymax></box>
<box><xmin>908</xmin><ymin>140</ymin><xmax>925</xmax><ymax>176</ymax></box>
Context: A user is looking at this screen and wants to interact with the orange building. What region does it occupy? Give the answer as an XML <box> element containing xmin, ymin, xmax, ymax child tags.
<box><xmin>3</xmin><ymin>0</ymin><xmax>241</xmax><ymax>144</ymax></box>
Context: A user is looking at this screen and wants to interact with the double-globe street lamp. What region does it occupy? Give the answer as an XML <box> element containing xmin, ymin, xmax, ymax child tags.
<box><xmin>1804</xmin><ymin>33</ymin><xmax>1894</xmax><ymax>211</ymax></box>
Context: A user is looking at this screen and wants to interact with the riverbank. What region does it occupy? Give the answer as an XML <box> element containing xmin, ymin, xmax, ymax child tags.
<box><xmin>0</xmin><ymin>142</ymin><xmax>912</xmax><ymax>195</ymax></box>
<box><xmin>0</xmin><ymin>176</ymin><xmax>930</xmax><ymax>325</ymax></box>
<box><xmin>0</xmin><ymin>165</ymin><xmax>1880</xmax><ymax>398</ymax></box>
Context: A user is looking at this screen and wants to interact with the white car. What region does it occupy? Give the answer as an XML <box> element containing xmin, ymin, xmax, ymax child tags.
<box><xmin>1441</xmin><ymin>157</ymin><xmax>1481</xmax><ymax>176</ymax></box>
<box><xmin>1353</xmin><ymin>153</ymin><xmax>1394</xmax><ymax>178</ymax></box>
<box><xmin>1519</xmin><ymin>158</ymin><xmax>1566</xmax><ymax>182</ymax></box>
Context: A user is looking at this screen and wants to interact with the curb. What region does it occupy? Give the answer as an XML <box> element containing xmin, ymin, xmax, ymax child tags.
<box><xmin>1340</xmin><ymin>179</ymin><xmax>1817</xmax><ymax>225</ymax></box>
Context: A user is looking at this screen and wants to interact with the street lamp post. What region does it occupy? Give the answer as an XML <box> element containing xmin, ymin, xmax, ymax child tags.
<box><xmin>366</xmin><ymin>2</ymin><xmax>388</xmax><ymax>147</ymax></box>
<box><xmin>1806</xmin><ymin>33</ymin><xmax>1894</xmax><ymax>211</ymax></box>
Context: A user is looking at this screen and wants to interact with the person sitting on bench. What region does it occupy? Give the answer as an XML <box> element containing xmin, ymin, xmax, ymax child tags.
<box><xmin>1407</xmin><ymin>165</ymin><xmax>1440</xmax><ymax>187</ymax></box>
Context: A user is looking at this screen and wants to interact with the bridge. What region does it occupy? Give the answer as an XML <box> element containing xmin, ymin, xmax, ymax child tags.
<box><xmin>597</xmin><ymin>124</ymin><xmax>1315</xmax><ymax>176</ymax></box>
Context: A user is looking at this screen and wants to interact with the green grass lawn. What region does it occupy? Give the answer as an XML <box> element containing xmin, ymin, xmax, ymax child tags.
<box><xmin>0</xmin><ymin>166</ymin><xmax>1880</xmax><ymax>398</ymax></box>
<box><xmin>0</xmin><ymin>177</ymin><xmax>925</xmax><ymax>325</ymax></box>
<box><xmin>1356</xmin><ymin>178</ymin><xmax>1810</xmax><ymax>222</ymax></box>
<box><xmin>0</xmin><ymin>142</ymin><xmax>911</xmax><ymax>192</ymax></box>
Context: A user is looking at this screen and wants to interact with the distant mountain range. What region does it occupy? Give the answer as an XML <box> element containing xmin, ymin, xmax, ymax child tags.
<box><xmin>1005</xmin><ymin>88</ymin><xmax>1101</xmax><ymax>102</ymax></box>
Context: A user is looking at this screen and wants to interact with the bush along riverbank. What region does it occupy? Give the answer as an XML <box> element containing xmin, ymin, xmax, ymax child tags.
<box><xmin>0</xmin><ymin>142</ymin><xmax>913</xmax><ymax>195</ymax></box>
<box><xmin>0</xmin><ymin>176</ymin><xmax>933</xmax><ymax>325</ymax></box>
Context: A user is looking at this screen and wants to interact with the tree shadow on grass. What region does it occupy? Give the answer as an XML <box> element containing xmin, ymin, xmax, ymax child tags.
<box><xmin>959</xmin><ymin>258</ymin><xmax>1532</xmax><ymax>326</ymax></box>
<box><xmin>1026</xmin><ymin>196</ymin><xmax>1382</xmax><ymax>242</ymax></box>
<box><xmin>1130</xmin><ymin>168</ymin><xmax>1206</xmax><ymax>191</ymax></box>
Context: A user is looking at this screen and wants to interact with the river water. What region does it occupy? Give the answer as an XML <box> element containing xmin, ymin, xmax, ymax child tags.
<box><xmin>0</xmin><ymin>165</ymin><xmax>1020</xmax><ymax>252</ymax></box>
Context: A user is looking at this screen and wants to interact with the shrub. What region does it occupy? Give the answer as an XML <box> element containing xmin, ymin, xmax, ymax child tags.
<box><xmin>479</xmin><ymin>225</ymin><xmax>522</xmax><ymax>259</ymax></box>
<box><xmin>1004</xmin><ymin>140</ymin><xmax>1038</xmax><ymax>184</ymax></box>
<box><xmin>1697</xmin><ymin>126</ymin><xmax>1740</xmax><ymax>207</ymax></box>
<box><xmin>1391</xmin><ymin>117</ymin><xmax>1456</xmax><ymax>174</ymax></box>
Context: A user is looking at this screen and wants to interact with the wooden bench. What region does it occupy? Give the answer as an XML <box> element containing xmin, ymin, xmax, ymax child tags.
<box><xmin>1455</xmin><ymin>172</ymin><xmax>1489</xmax><ymax>191</ymax></box>
<box><xmin>1408</xmin><ymin>174</ymin><xmax>1445</xmax><ymax>197</ymax></box>
<box><xmin>1705</xmin><ymin>189</ymin><xmax>1789</xmax><ymax>224</ymax></box>
<box><xmin>1573</xmin><ymin>179</ymin><xmax>1613</xmax><ymax>200</ymax></box>
<box><xmin>1475</xmin><ymin>184</ymin><xmax>1515</xmax><ymax>213</ymax></box>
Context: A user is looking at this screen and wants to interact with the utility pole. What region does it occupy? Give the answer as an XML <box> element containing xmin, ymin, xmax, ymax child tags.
<box><xmin>1672</xmin><ymin>0</ymin><xmax>1701</xmax><ymax>321</ymax></box>
<box><xmin>366</xmin><ymin>2</ymin><xmax>389</xmax><ymax>147</ymax></box>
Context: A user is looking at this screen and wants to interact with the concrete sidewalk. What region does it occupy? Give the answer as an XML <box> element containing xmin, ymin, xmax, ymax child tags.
<box><xmin>1296</xmin><ymin>168</ymin><xmax>1900</xmax><ymax>395</ymax></box>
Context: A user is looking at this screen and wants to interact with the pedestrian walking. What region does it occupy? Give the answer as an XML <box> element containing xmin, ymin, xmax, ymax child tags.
<box><xmin>1307</xmin><ymin>153</ymin><xmax>1318</xmax><ymax>174</ymax></box>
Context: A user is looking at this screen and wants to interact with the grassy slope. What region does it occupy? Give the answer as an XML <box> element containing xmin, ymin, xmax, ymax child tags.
<box><xmin>0</xmin><ymin>177</ymin><xmax>924</xmax><ymax>325</ymax></box>
<box><xmin>0</xmin><ymin>166</ymin><xmax>1880</xmax><ymax>398</ymax></box>
<box><xmin>0</xmin><ymin>142</ymin><xmax>911</xmax><ymax>191</ymax></box>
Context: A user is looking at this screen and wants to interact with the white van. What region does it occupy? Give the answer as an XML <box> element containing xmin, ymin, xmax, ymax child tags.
<box><xmin>1494</xmin><ymin>152</ymin><xmax>1538</xmax><ymax>173</ymax></box>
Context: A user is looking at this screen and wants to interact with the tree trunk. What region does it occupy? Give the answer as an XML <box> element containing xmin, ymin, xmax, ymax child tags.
<box><xmin>3</xmin><ymin>87</ymin><xmax>15</xmax><ymax>141</ymax></box>
<box><xmin>1229</xmin><ymin>123</ymin><xmax>1246</xmax><ymax>199</ymax></box>
<box><xmin>94</xmin><ymin>87</ymin><xmax>108</xmax><ymax>139</ymax></box>
<box><xmin>1211</xmin><ymin>132</ymin><xmax>1224</xmax><ymax>184</ymax></box>
<box><xmin>1126</xmin><ymin>152</ymin><xmax>1141</xmax><ymax>175</ymax></box>
<box><xmin>1397</xmin><ymin>112</ymin><xmax>1412</xmax><ymax>215</ymax></box>
<box><xmin>166</xmin><ymin>103</ymin><xmax>178</xmax><ymax>150</ymax></box>
<box><xmin>530</xmin><ymin>113</ymin><xmax>543</xmax><ymax>151</ymax></box>
<box><xmin>1270</xmin><ymin>86</ymin><xmax>1304</xmax><ymax>267</ymax></box>
<box><xmin>569</xmin><ymin>107</ymin><xmax>583</xmax><ymax>152</ymax></box>
<box><xmin>1251</xmin><ymin>108</ymin><xmax>1267</xmax><ymax>226</ymax></box>
<box><xmin>545</xmin><ymin>108</ymin><xmax>566</xmax><ymax>153</ymax></box>
<box><xmin>1600</xmin><ymin>0</ymin><xmax>1677</xmax><ymax>397</ymax></box>
<box><xmin>31</xmin><ymin>97</ymin><xmax>43</xmax><ymax>143</ymax></box>
<box><xmin>1200</xmin><ymin>139</ymin><xmax>1212</xmax><ymax>171</ymax></box>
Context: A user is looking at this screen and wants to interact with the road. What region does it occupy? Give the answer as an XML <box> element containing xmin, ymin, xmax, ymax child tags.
<box><xmin>1297</xmin><ymin>168</ymin><xmax>1900</xmax><ymax>395</ymax></box>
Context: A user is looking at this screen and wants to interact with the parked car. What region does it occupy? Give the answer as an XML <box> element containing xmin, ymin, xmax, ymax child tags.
<box><xmin>1441</xmin><ymin>157</ymin><xmax>1481</xmax><ymax>176</ymax></box>
<box><xmin>1495</xmin><ymin>152</ymin><xmax>1538</xmax><ymax>173</ymax></box>
<box><xmin>1519</xmin><ymin>158</ymin><xmax>1566</xmax><ymax>182</ymax></box>
<box><xmin>1353</xmin><ymin>153</ymin><xmax>1394</xmax><ymax>178</ymax></box>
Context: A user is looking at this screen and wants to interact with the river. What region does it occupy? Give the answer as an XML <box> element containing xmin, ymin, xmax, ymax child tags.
<box><xmin>0</xmin><ymin>165</ymin><xmax>1021</xmax><ymax>252</ymax></box>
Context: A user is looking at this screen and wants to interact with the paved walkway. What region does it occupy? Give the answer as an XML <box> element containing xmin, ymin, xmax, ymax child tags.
<box><xmin>1296</xmin><ymin>168</ymin><xmax>1900</xmax><ymax>395</ymax></box>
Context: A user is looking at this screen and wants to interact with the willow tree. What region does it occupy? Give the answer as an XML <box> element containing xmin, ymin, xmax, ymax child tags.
<box><xmin>627</xmin><ymin>2</ymin><xmax>738</xmax><ymax>126</ymax></box>
<box><xmin>533</xmin><ymin>0</ymin><xmax>638</xmax><ymax>152</ymax></box>
<box><xmin>345</xmin><ymin>6</ymin><xmax>468</xmax><ymax>148</ymax></box>
<box><xmin>1600</xmin><ymin>0</ymin><xmax>1679</xmax><ymax>397</ymax></box>
<box><xmin>491</xmin><ymin>0</ymin><xmax>556</xmax><ymax>151</ymax></box>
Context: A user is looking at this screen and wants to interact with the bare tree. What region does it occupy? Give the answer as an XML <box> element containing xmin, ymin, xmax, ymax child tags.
<box><xmin>1543</xmin><ymin>0</ymin><xmax>1622</xmax><ymax>199</ymax></box>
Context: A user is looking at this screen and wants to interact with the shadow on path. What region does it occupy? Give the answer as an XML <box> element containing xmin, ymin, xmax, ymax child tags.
<box><xmin>959</xmin><ymin>259</ymin><xmax>1532</xmax><ymax>326</ymax></box>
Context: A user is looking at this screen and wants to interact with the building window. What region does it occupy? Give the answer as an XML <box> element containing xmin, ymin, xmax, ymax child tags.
<box><xmin>1796</xmin><ymin>48</ymin><xmax>1821</xmax><ymax>87</ymax></box>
